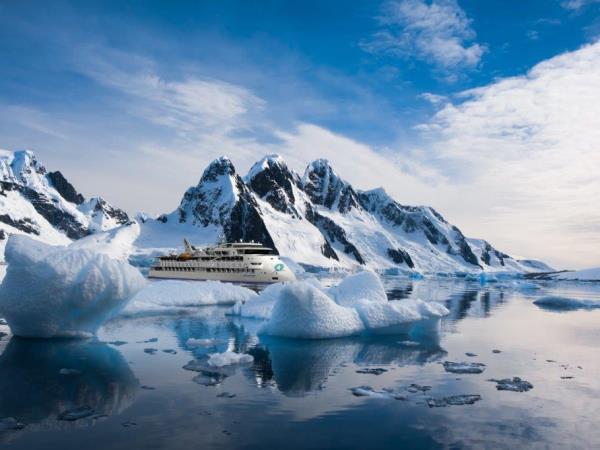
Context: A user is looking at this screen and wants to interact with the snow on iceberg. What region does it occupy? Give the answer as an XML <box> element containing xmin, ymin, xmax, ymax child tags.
<box><xmin>328</xmin><ymin>270</ymin><xmax>387</xmax><ymax>308</ymax></box>
<box><xmin>68</xmin><ymin>222</ymin><xmax>139</xmax><ymax>261</ymax></box>
<box><xmin>260</xmin><ymin>282</ymin><xmax>366</xmax><ymax>339</ymax></box>
<box><xmin>253</xmin><ymin>271</ymin><xmax>449</xmax><ymax>339</ymax></box>
<box><xmin>122</xmin><ymin>280</ymin><xmax>256</xmax><ymax>316</ymax></box>
<box><xmin>0</xmin><ymin>235</ymin><xmax>145</xmax><ymax>338</ymax></box>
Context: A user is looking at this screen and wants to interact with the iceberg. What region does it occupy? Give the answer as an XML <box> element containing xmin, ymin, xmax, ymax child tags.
<box><xmin>123</xmin><ymin>280</ymin><xmax>256</xmax><ymax>316</ymax></box>
<box><xmin>0</xmin><ymin>235</ymin><xmax>145</xmax><ymax>338</ymax></box>
<box><xmin>207</xmin><ymin>351</ymin><xmax>254</xmax><ymax>368</ymax></box>
<box><xmin>250</xmin><ymin>271</ymin><xmax>449</xmax><ymax>339</ymax></box>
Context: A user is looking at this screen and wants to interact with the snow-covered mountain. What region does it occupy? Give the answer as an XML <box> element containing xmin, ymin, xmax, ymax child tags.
<box><xmin>0</xmin><ymin>149</ymin><xmax>130</xmax><ymax>260</ymax></box>
<box><xmin>140</xmin><ymin>154</ymin><xmax>547</xmax><ymax>273</ymax></box>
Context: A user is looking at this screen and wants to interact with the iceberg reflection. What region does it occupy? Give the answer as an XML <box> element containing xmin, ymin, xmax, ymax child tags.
<box><xmin>0</xmin><ymin>338</ymin><xmax>139</xmax><ymax>431</ymax></box>
<box><xmin>254</xmin><ymin>337</ymin><xmax>446</xmax><ymax>397</ymax></box>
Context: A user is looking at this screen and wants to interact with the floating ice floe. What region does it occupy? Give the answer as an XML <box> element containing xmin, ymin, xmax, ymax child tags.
<box><xmin>488</xmin><ymin>377</ymin><xmax>533</xmax><ymax>392</ymax></box>
<box><xmin>442</xmin><ymin>361</ymin><xmax>486</xmax><ymax>374</ymax></box>
<box><xmin>122</xmin><ymin>280</ymin><xmax>257</xmax><ymax>316</ymax></box>
<box><xmin>207</xmin><ymin>351</ymin><xmax>254</xmax><ymax>368</ymax></box>
<box><xmin>233</xmin><ymin>270</ymin><xmax>449</xmax><ymax>340</ymax></box>
<box><xmin>533</xmin><ymin>296</ymin><xmax>600</xmax><ymax>311</ymax></box>
<box><xmin>0</xmin><ymin>234</ymin><xmax>145</xmax><ymax>338</ymax></box>
<box><xmin>349</xmin><ymin>386</ymin><xmax>406</xmax><ymax>400</ymax></box>
<box><xmin>426</xmin><ymin>395</ymin><xmax>482</xmax><ymax>408</ymax></box>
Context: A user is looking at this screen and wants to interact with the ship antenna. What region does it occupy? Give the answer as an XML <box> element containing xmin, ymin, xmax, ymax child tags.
<box><xmin>183</xmin><ymin>238</ymin><xmax>194</xmax><ymax>252</ymax></box>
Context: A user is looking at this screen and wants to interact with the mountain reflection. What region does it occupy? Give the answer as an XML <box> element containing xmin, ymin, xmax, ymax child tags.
<box><xmin>0</xmin><ymin>338</ymin><xmax>139</xmax><ymax>431</ymax></box>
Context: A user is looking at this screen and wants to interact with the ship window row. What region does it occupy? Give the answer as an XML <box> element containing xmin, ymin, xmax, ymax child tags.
<box><xmin>154</xmin><ymin>267</ymin><xmax>256</xmax><ymax>273</ymax></box>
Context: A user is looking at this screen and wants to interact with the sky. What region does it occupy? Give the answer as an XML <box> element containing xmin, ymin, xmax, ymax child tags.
<box><xmin>0</xmin><ymin>0</ymin><xmax>599</xmax><ymax>269</ymax></box>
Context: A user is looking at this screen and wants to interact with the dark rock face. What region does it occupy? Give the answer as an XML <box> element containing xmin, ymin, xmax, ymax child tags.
<box><xmin>0</xmin><ymin>229</ymin><xmax>5</xmax><ymax>240</ymax></box>
<box><xmin>0</xmin><ymin>213</ymin><xmax>40</xmax><ymax>235</ymax></box>
<box><xmin>451</xmin><ymin>226</ymin><xmax>480</xmax><ymax>267</ymax></box>
<box><xmin>305</xmin><ymin>203</ymin><xmax>364</xmax><ymax>264</ymax></box>
<box><xmin>303</xmin><ymin>160</ymin><xmax>360</xmax><ymax>213</ymax></box>
<box><xmin>480</xmin><ymin>240</ymin><xmax>508</xmax><ymax>266</ymax></box>
<box><xmin>387</xmin><ymin>248</ymin><xmax>414</xmax><ymax>268</ymax></box>
<box><xmin>247</xmin><ymin>158</ymin><xmax>301</xmax><ymax>217</ymax></box>
<box><xmin>92</xmin><ymin>198</ymin><xmax>130</xmax><ymax>225</ymax></box>
<box><xmin>178</xmin><ymin>157</ymin><xmax>277</xmax><ymax>252</ymax></box>
<box><xmin>47</xmin><ymin>171</ymin><xmax>85</xmax><ymax>205</ymax></box>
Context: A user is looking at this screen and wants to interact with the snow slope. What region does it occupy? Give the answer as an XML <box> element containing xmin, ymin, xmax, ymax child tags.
<box><xmin>0</xmin><ymin>149</ymin><xmax>130</xmax><ymax>260</ymax></box>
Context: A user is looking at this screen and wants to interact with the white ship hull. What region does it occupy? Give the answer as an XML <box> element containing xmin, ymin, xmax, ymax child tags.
<box><xmin>148</xmin><ymin>266</ymin><xmax>294</xmax><ymax>283</ymax></box>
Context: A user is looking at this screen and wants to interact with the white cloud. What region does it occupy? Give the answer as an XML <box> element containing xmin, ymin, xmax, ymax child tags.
<box><xmin>419</xmin><ymin>92</ymin><xmax>448</xmax><ymax>105</ymax></box>
<box><xmin>78</xmin><ymin>48</ymin><xmax>264</xmax><ymax>139</ymax></box>
<box><xmin>361</xmin><ymin>0</ymin><xmax>485</xmax><ymax>74</ymax></box>
<box><xmin>412</xmin><ymin>40</ymin><xmax>600</xmax><ymax>268</ymax></box>
<box><xmin>561</xmin><ymin>0</ymin><xmax>600</xmax><ymax>10</ymax></box>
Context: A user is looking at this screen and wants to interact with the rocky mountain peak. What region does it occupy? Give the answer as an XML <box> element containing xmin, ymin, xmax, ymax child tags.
<box><xmin>245</xmin><ymin>154</ymin><xmax>301</xmax><ymax>217</ymax></box>
<box><xmin>302</xmin><ymin>159</ymin><xmax>360</xmax><ymax>213</ymax></box>
<box><xmin>199</xmin><ymin>156</ymin><xmax>236</xmax><ymax>184</ymax></box>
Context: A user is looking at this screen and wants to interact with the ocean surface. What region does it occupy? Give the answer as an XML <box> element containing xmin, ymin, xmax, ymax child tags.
<box><xmin>1</xmin><ymin>277</ymin><xmax>599</xmax><ymax>449</ymax></box>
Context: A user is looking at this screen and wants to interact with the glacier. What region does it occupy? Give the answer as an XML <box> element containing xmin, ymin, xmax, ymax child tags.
<box><xmin>0</xmin><ymin>234</ymin><xmax>145</xmax><ymax>338</ymax></box>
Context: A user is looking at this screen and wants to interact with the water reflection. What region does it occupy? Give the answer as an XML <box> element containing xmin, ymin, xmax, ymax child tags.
<box><xmin>0</xmin><ymin>338</ymin><xmax>139</xmax><ymax>432</ymax></box>
<box><xmin>252</xmin><ymin>337</ymin><xmax>446</xmax><ymax>397</ymax></box>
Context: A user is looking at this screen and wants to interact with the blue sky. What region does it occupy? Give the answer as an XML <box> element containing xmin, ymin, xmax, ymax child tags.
<box><xmin>1</xmin><ymin>0</ymin><xmax>599</xmax><ymax>268</ymax></box>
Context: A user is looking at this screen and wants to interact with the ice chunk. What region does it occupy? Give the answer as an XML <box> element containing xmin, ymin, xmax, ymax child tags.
<box><xmin>123</xmin><ymin>280</ymin><xmax>256</xmax><ymax>316</ymax></box>
<box><xmin>534</xmin><ymin>296</ymin><xmax>600</xmax><ymax>311</ymax></box>
<box><xmin>328</xmin><ymin>270</ymin><xmax>387</xmax><ymax>308</ymax></box>
<box><xmin>207</xmin><ymin>351</ymin><xmax>254</xmax><ymax>367</ymax></box>
<box><xmin>260</xmin><ymin>282</ymin><xmax>365</xmax><ymax>339</ymax></box>
<box><xmin>426</xmin><ymin>395</ymin><xmax>482</xmax><ymax>407</ymax></box>
<box><xmin>0</xmin><ymin>235</ymin><xmax>145</xmax><ymax>338</ymax></box>
<box><xmin>355</xmin><ymin>368</ymin><xmax>387</xmax><ymax>375</ymax></box>
<box><xmin>442</xmin><ymin>361</ymin><xmax>486</xmax><ymax>374</ymax></box>
<box><xmin>349</xmin><ymin>386</ymin><xmax>406</xmax><ymax>400</ymax></box>
<box><xmin>488</xmin><ymin>377</ymin><xmax>533</xmax><ymax>392</ymax></box>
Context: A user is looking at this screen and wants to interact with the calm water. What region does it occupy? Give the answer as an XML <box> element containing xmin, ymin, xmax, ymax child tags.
<box><xmin>1</xmin><ymin>277</ymin><xmax>599</xmax><ymax>449</ymax></box>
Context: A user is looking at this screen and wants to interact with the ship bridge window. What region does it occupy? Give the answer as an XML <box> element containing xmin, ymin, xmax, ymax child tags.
<box><xmin>242</xmin><ymin>249</ymin><xmax>274</xmax><ymax>255</ymax></box>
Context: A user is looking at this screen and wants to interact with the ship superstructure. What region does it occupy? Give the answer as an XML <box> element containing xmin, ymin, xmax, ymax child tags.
<box><xmin>148</xmin><ymin>240</ymin><xmax>295</xmax><ymax>283</ymax></box>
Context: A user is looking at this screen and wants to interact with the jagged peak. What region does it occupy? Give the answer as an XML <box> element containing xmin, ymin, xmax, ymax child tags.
<box><xmin>302</xmin><ymin>158</ymin><xmax>360</xmax><ymax>212</ymax></box>
<box><xmin>199</xmin><ymin>156</ymin><xmax>237</xmax><ymax>184</ymax></box>
<box><xmin>245</xmin><ymin>153</ymin><xmax>291</xmax><ymax>182</ymax></box>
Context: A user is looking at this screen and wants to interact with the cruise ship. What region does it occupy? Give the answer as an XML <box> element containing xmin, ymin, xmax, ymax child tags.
<box><xmin>148</xmin><ymin>240</ymin><xmax>296</xmax><ymax>283</ymax></box>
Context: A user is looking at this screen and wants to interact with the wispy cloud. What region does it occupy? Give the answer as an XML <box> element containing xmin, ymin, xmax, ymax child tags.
<box><xmin>560</xmin><ymin>0</ymin><xmax>600</xmax><ymax>10</ymax></box>
<box><xmin>360</xmin><ymin>0</ymin><xmax>485</xmax><ymax>78</ymax></box>
<box><xmin>413</xmin><ymin>40</ymin><xmax>600</xmax><ymax>268</ymax></box>
<box><xmin>77</xmin><ymin>47</ymin><xmax>265</xmax><ymax>140</ymax></box>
